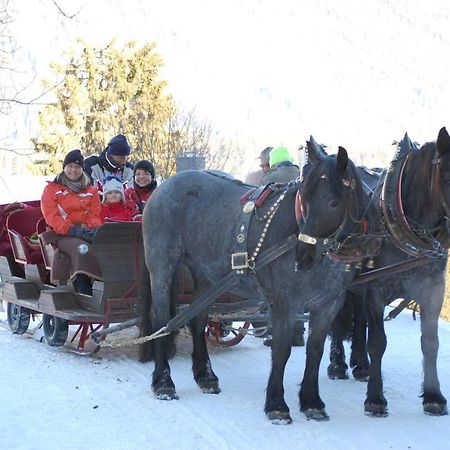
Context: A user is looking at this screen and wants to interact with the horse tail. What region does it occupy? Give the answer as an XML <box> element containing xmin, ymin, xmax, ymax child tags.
<box><xmin>138</xmin><ymin>262</ymin><xmax>178</xmax><ymax>362</ymax></box>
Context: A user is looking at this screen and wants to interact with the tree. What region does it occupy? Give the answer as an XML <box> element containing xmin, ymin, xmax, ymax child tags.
<box><xmin>32</xmin><ymin>39</ymin><xmax>241</xmax><ymax>178</ymax></box>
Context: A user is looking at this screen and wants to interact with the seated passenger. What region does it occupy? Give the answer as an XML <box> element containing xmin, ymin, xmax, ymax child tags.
<box><xmin>260</xmin><ymin>146</ymin><xmax>300</xmax><ymax>185</ymax></box>
<box><xmin>101</xmin><ymin>175</ymin><xmax>140</xmax><ymax>222</ymax></box>
<box><xmin>84</xmin><ymin>134</ymin><xmax>134</xmax><ymax>192</ymax></box>
<box><xmin>125</xmin><ymin>160</ymin><xmax>158</xmax><ymax>214</ymax></box>
<box><xmin>245</xmin><ymin>146</ymin><xmax>273</xmax><ymax>186</ymax></box>
<box><xmin>40</xmin><ymin>149</ymin><xmax>103</xmax><ymax>295</ymax></box>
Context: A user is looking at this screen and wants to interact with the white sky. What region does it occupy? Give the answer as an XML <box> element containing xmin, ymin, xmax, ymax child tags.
<box><xmin>4</xmin><ymin>0</ymin><xmax>450</xmax><ymax>176</ymax></box>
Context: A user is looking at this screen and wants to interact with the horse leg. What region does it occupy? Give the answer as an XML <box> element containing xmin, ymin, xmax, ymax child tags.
<box><xmin>364</xmin><ymin>295</ymin><xmax>387</xmax><ymax>417</ymax></box>
<box><xmin>327</xmin><ymin>320</ymin><xmax>349</xmax><ymax>380</ymax></box>
<box><xmin>420</xmin><ymin>298</ymin><xmax>448</xmax><ymax>415</ymax></box>
<box><xmin>150</xmin><ymin>267</ymin><xmax>179</xmax><ymax>400</ymax></box>
<box><xmin>299</xmin><ymin>312</ymin><xmax>329</xmax><ymax>421</ymax></box>
<box><xmin>265</xmin><ymin>302</ymin><xmax>295</xmax><ymax>424</ymax></box>
<box><xmin>189</xmin><ymin>311</ymin><xmax>220</xmax><ymax>394</ymax></box>
<box><xmin>349</xmin><ymin>294</ymin><xmax>370</xmax><ymax>382</ymax></box>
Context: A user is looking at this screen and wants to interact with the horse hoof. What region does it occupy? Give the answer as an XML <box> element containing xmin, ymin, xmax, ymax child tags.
<box><xmin>364</xmin><ymin>403</ymin><xmax>388</xmax><ymax>417</ymax></box>
<box><xmin>423</xmin><ymin>403</ymin><xmax>448</xmax><ymax>416</ymax></box>
<box><xmin>327</xmin><ymin>365</ymin><xmax>348</xmax><ymax>380</ymax></box>
<box><xmin>352</xmin><ymin>366</ymin><xmax>369</xmax><ymax>382</ymax></box>
<box><xmin>200</xmin><ymin>383</ymin><xmax>221</xmax><ymax>394</ymax></box>
<box><xmin>303</xmin><ymin>408</ymin><xmax>330</xmax><ymax>421</ymax></box>
<box><xmin>266</xmin><ymin>411</ymin><xmax>293</xmax><ymax>425</ymax></box>
<box><xmin>155</xmin><ymin>387</ymin><xmax>179</xmax><ymax>401</ymax></box>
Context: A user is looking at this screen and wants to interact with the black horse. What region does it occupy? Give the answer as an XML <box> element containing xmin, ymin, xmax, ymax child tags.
<box><xmin>138</xmin><ymin>143</ymin><xmax>366</xmax><ymax>424</ymax></box>
<box><xmin>297</xmin><ymin>128</ymin><xmax>450</xmax><ymax>417</ymax></box>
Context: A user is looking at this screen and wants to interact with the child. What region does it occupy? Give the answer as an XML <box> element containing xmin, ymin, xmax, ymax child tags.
<box><xmin>101</xmin><ymin>175</ymin><xmax>140</xmax><ymax>222</ymax></box>
<box><xmin>125</xmin><ymin>160</ymin><xmax>158</xmax><ymax>214</ymax></box>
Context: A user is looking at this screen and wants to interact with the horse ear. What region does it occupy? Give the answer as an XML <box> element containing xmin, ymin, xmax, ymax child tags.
<box><xmin>437</xmin><ymin>127</ymin><xmax>450</xmax><ymax>156</ymax></box>
<box><xmin>337</xmin><ymin>146</ymin><xmax>348</xmax><ymax>174</ymax></box>
<box><xmin>306</xmin><ymin>135</ymin><xmax>327</xmax><ymax>166</ymax></box>
<box><xmin>395</xmin><ymin>132</ymin><xmax>415</xmax><ymax>159</ymax></box>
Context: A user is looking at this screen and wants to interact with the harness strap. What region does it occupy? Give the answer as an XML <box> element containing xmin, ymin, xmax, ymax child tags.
<box><xmin>384</xmin><ymin>299</ymin><xmax>417</xmax><ymax>321</ymax></box>
<box><xmin>163</xmin><ymin>234</ymin><xmax>298</xmax><ymax>334</ymax></box>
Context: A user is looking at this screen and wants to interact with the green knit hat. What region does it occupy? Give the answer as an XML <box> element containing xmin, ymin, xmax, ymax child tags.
<box><xmin>269</xmin><ymin>146</ymin><xmax>294</xmax><ymax>168</ymax></box>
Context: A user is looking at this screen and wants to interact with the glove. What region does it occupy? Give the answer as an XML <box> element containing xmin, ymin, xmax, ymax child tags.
<box><xmin>68</xmin><ymin>226</ymin><xmax>96</xmax><ymax>244</ymax></box>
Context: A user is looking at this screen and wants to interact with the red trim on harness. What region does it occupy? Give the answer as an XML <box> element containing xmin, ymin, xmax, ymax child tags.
<box><xmin>361</xmin><ymin>218</ymin><xmax>368</xmax><ymax>234</ymax></box>
<box><xmin>240</xmin><ymin>188</ymin><xmax>256</xmax><ymax>203</ymax></box>
<box><xmin>295</xmin><ymin>191</ymin><xmax>303</xmax><ymax>222</ymax></box>
<box><xmin>240</xmin><ymin>188</ymin><xmax>272</xmax><ymax>207</ymax></box>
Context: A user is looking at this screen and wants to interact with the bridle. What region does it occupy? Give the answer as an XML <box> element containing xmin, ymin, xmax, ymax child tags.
<box><xmin>296</xmin><ymin>169</ymin><xmax>378</xmax><ymax>262</ymax></box>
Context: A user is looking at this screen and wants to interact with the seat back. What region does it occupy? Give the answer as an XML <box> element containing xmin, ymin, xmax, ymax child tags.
<box><xmin>7</xmin><ymin>207</ymin><xmax>44</xmax><ymax>264</ymax></box>
<box><xmin>36</xmin><ymin>217</ymin><xmax>55</xmax><ymax>271</ymax></box>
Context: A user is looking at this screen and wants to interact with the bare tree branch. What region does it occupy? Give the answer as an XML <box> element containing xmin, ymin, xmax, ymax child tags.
<box><xmin>51</xmin><ymin>0</ymin><xmax>81</xmax><ymax>19</ymax></box>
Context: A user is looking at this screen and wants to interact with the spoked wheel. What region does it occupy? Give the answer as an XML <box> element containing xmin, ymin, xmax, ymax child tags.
<box><xmin>7</xmin><ymin>303</ymin><xmax>31</xmax><ymax>335</ymax></box>
<box><xmin>206</xmin><ymin>321</ymin><xmax>251</xmax><ymax>347</ymax></box>
<box><xmin>42</xmin><ymin>314</ymin><xmax>69</xmax><ymax>347</ymax></box>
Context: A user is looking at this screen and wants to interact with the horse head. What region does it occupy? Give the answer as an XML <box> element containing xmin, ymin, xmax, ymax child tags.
<box><xmin>382</xmin><ymin>127</ymin><xmax>450</xmax><ymax>257</ymax></box>
<box><xmin>296</xmin><ymin>138</ymin><xmax>364</xmax><ymax>270</ymax></box>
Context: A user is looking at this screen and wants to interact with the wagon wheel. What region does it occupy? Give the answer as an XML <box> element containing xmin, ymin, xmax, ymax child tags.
<box><xmin>42</xmin><ymin>314</ymin><xmax>69</xmax><ymax>347</ymax></box>
<box><xmin>7</xmin><ymin>303</ymin><xmax>31</xmax><ymax>335</ymax></box>
<box><xmin>206</xmin><ymin>321</ymin><xmax>251</xmax><ymax>347</ymax></box>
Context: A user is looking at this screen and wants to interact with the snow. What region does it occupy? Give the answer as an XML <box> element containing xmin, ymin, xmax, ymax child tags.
<box><xmin>0</xmin><ymin>309</ymin><xmax>449</xmax><ymax>450</ymax></box>
<box><xmin>0</xmin><ymin>175</ymin><xmax>48</xmax><ymax>204</ymax></box>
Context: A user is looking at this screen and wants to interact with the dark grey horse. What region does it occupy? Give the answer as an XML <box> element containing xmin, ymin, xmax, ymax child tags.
<box><xmin>297</xmin><ymin>128</ymin><xmax>450</xmax><ymax>417</ymax></box>
<box><xmin>138</xmin><ymin>144</ymin><xmax>367</xmax><ymax>424</ymax></box>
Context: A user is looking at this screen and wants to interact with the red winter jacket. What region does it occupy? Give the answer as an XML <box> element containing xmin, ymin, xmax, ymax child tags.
<box><xmin>124</xmin><ymin>187</ymin><xmax>155</xmax><ymax>214</ymax></box>
<box><xmin>41</xmin><ymin>182</ymin><xmax>103</xmax><ymax>235</ymax></box>
<box><xmin>101</xmin><ymin>201</ymin><xmax>139</xmax><ymax>222</ymax></box>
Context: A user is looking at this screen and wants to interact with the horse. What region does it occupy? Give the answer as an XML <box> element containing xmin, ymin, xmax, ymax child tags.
<box><xmin>138</xmin><ymin>143</ymin><xmax>367</xmax><ymax>424</ymax></box>
<box><xmin>296</xmin><ymin>128</ymin><xmax>450</xmax><ymax>417</ymax></box>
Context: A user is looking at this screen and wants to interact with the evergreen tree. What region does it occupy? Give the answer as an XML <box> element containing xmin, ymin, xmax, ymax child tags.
<box><xmin>31</xmin><ymin>39</ymin><xmax>240</xmax><ymax>177</ymax></box>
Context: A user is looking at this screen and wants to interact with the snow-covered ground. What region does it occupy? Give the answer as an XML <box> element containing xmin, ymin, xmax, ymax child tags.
<box><xmin>0</xmin><ymin>307</ymin><xmax>449</xmax><ymax>450</ymax></box>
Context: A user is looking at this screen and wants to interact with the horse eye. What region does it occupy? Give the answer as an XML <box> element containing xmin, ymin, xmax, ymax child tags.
<box><xmin>329</xmin><ymin>200</ymin><xmax>340</xmax><ymax>208</ymax></box>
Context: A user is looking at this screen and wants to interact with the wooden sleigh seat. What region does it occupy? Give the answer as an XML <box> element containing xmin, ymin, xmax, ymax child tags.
<box><xmin>7</xmin><ymin>207</ymin><xmax>44</xmax><ymax>265</ymax></box>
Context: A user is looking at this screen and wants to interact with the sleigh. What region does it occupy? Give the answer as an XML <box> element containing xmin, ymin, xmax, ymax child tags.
<box><xmin>0</xmin><ymin>201</ymin><xmax>273</xmax><ymax>353</ymax></box>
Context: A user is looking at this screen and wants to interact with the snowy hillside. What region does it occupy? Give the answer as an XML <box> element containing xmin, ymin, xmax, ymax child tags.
<box><xmin>3</xmin><ymin>0</ymin><xmax>450</xmax><ymax>177</ymax></box>
<box><xmin>0</xmin><ymin>310</ymin><xmax>449</xmax><ymax>450</ymax></box>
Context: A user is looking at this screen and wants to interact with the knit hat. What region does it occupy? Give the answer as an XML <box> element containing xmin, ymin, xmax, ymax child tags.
<box><xmin>107</xmin><ymin>134</ymin><xmax>131</xmax><ymax>156</ymax></box>
<box><xmin>102</xmin><ymin>175</ymin><xmax>125</xmax><ymax>202</ymax></box>
<box><xmin>258</xmin><ymin>147</ymin><xmax>273</xmax><ymax>163</ymax></box>
<box><xmin>63</xmin><ymin>149</ymin><xmax>84</xmax><ymax>169</ymax></box>
<box><xmin>269</xmin><ymin>146</ymin><xmax>294</xmax><ymax>168</ymax></box>
<box><xmin>134</xmin><ymin>160</ymin><xmax>156</xmax><ymax>178</ymax></box>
